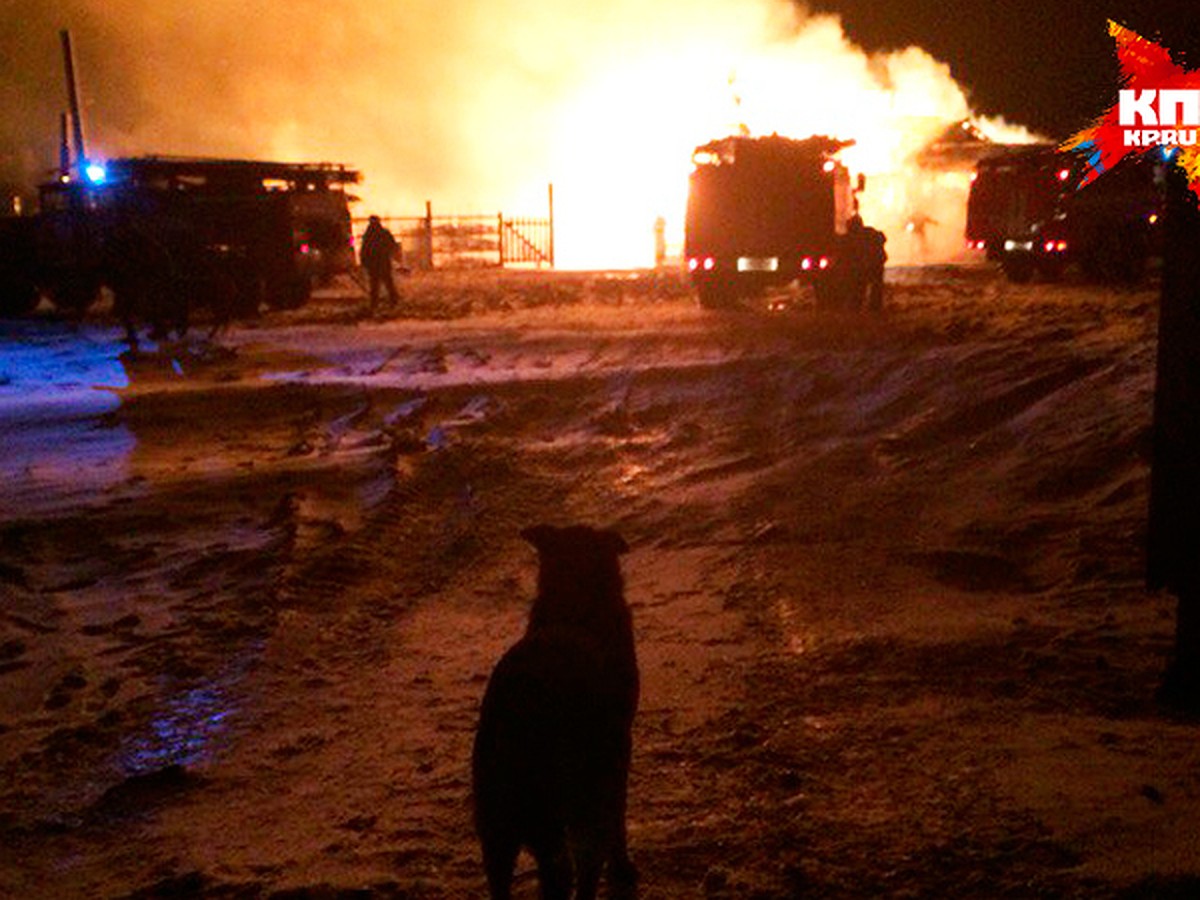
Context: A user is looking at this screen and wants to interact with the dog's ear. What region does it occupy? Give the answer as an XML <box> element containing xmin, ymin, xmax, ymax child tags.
<box><xmin>520</xmin><ymin>524</ymin><xmax>558</xmax><ymax>552</ymax></box>
<box><xmin>601</xmin><ymin>529</ymin><xmax>630</xmax><ymax>556</ymax></box>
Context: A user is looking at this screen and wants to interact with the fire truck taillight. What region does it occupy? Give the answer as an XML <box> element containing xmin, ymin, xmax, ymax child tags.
<box><xmin>689</xmin><ymin>257</ymin><xmax>715</xmax><ymax>272</ymax></box>
<box><xmin>818</xmin><ymin>257</ymin><xmax>830</xmax><ymax>270</ymax></box>
<box><xmin>1043</xmin><ymin>240</ymin><xmax>1068</xmax><ymax>253</ymax></box>
<box><xmin>299</xmin><ymin>243</ymin><xmax>311</xmax><ymax>255</ymax></box>
<box><xmin>801</xmin><ymin>257</ymin><xmax>812</xmax><ymax>271</ymax></box>
<box><xmin>967</xmin><ymin>239</ymin><xmax>987</xmax><ymax>251</ymax></box>
<box><xmin>1149</xmin><ymin>213</ymin><xmax>1159</xmax><ymax>225</ymax></box>
<box><xmin>1057</xmin><ymin>168</ymin><xmax>1071</xmax><ymax>182</ymax></box>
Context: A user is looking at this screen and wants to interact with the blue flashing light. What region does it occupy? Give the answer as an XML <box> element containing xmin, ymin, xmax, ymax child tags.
<box><xmin>84</xmin><ymin>161</ymin><xmax>107</xmax><ymax>185</ymax></box>
<box><xmin>1163</xmin><ymin>146</ymin><xmax>1179</xmax><ymax>162</ymax></box>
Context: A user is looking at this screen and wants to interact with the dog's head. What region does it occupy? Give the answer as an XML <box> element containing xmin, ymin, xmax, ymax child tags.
<box><xmin>521</xmin><ymin>524</ymin><xmax>629</xmax><ymax>621</ymax></box>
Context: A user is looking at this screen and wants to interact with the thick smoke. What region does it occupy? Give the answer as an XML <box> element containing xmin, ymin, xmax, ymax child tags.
<box><xmin>1</xmin><ymin>0</ymin><xmax>1035</xmax><ymax>266</ymax></box>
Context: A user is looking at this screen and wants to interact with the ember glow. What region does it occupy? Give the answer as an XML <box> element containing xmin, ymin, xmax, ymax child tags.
<box><xmin>4</xmin><ymin>0</ymin><xmax>1039</xmax><ymax>269</ymax></box>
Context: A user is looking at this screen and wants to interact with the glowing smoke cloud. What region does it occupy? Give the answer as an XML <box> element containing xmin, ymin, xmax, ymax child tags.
<box><xmin>1</xmin><ymin>0</ymin><xmax>1037</xmax><ymax>268</ymax></box>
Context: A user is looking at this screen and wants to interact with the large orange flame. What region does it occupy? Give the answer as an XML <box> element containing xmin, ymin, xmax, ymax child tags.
<box><xmin>529</xmin><ymin>10</ymin><xmax>1039</xmax><ymax>268</ymax></box>
<box><xmin>67</xmin><ymin>0</ymin><xmax>1039</xmax><ymax>270</ymax></box>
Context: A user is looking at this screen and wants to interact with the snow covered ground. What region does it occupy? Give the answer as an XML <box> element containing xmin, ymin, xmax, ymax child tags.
<box><xmin>1</xmin><ymin>266</ymin><xmax>1196</xmax><ymax>898</ymax></box>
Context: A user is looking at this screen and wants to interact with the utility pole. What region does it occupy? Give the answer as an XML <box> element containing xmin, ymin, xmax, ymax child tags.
<box><xmin>1148</xmin><ymin>162</ymin><xmax>1200</xmax><ymax>710</ymax></box>
<box><xmin>59</xmin><ymin>30</ymin><xmax>87</xmax><ymax>171</ymax></box>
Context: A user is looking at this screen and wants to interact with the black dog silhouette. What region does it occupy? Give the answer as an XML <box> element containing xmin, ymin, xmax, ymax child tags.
<box><xmin>473</xmin><ymin>524</ymin><xmax>639</xmax><ymax>900</ymax></box>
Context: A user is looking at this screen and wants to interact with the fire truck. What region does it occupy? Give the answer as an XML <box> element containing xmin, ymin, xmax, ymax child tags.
<box><xmin>684</xmin><ymin>134</ymin><xmax>861</xmax><ymax>308</ymax></box>
<box><xmin>0</xmin><ymin>30</ymin><xmax>360</xmax><ymax>320</ymax></box>
<box><xmin>966</xmin><ymin>144</ymin><xmax>1163</xmax><ymax>283</ymax></box>
<box><xmin>0</xmin><ymin>156</ymin><xmax>360</xmax><ymax>318</ymax></box>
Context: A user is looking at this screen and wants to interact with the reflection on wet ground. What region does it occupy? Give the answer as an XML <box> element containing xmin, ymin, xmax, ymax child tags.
<box><xmin>0</xmin><ymin>323</ymin><xmax>136</xmax><ymax>514</ymax></box>
<box><xmin>118</xmin><ymin>676</ymin><xmax>239</xmax><ymax>775</ymax></box>
<box><xmin>0</xmin><ymin>321</ymin><xmax>130</xmax><ymax>406</ymax></box>
<box><xmin>0</xmin><ymin>321</ymin><xmax>411</xmax><ymax>835</ymax></box>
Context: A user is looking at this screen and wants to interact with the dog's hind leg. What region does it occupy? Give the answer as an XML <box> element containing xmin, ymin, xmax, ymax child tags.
<box><xmin>571</xmin><ymin>838</ymin><xmax>605</xmax><ymax>900</ymax></box>
<box><xmin>608</xmin><ymin>841</ymin><xmax>639</xmax><ymax>900</ymax></box>
<box><xmin>608</xmin><ymin>766</ymin><xmax>639</xmax><ymax>897</ymax></box>
<box><xmin>481</xmin><ymin>833</ymin><xmax>520</xmax><ymax>900</ymax></box>
<box><xmin>529</xmin><ymin>830</ymin><xmax>572</xmax><ymax>900</ymax></box>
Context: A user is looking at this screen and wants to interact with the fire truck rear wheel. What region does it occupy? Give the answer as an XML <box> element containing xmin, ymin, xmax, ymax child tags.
<box><xmin>268</xmin><ymin>275</ymin><xmax>311</xmax><ymax>310</ymax></box>
<box><xmin>1037</xmin><ymin>260</ymin><xmax>1065</xmax><ymax>283</ymax></box>
<box><xmin>1082</xmin><ymin>227</ymin><xmax>1147</xmax><ymax>285</ymax></box>
<box><xmin>814</xmin><ymin>278</ymin><xmax>853</xmax><ymax>312</ymax></box>
<box><xmin>696</xmin><ymin>282</ymin><xmax>738</xmax><ymax>310</ymax></box>
<box><xmin>0</xmin><ymin>278</ymin><xmax>40</xmax><ymax>317</ymax></box>
<box><xmin>1001</xmin><ymin>255</ymin><xmax>1034</xmax><ymax>284</ymax></box>
<box><xmin>51</xmin><ymin>277</ymin><xmax>101</xmax><ymax>313</ymax></box>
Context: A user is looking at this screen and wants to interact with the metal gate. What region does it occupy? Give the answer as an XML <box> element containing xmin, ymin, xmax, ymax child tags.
<box><xmin>355</xmin><ymin>184</ymin><xmax>554</xmax><ymax>271</ymax></box>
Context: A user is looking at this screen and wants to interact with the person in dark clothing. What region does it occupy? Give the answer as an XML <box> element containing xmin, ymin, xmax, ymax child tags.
<box><xmin>841</xmin><ymin>215</ymin><xmax>888</xmax><ymax>312</ymax></box>
<box><xmin>359</xmin><ymin>215</ymin><xmax>400</xmax><ymax>313</ymax></box>
<box><xmin>905</xmin><ymin>211</ymin><xmax>937</xmax><ymax>262</ymax></box>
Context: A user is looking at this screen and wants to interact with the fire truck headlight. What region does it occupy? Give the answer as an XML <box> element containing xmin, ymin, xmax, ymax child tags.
<box><xmin>688</xmin><ymin>257</ymin><xmax>699</xmax><ymax>272</ymax></box>
<box><xmin>818</xmin><ymin>257</ymin><xmax>829</xmax><ymax>270</ymax></box>
<box><xmin>1056</xmin><ymin>241</ymin><xmax>1068</xmax><ymax>252</ymax></box>
<box><xmin>801</xmin><ymin>257</ymin><xmax>812</xmax><ymax>271</ymax></box>
<box><xmin>702</xmin><ymin>257</ymin><xmax>715</xmax><ymax>271</ymax></box>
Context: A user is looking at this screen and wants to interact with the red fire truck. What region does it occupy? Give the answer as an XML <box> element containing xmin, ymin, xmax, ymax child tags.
<box><xmin>0</xmin><ymin>30</ymin><xmax>360</xmax><ymax>320</ymax></box>
<box><xmin>966</xmin><ymin>144</ymin><xmax>1163</xmax><ymax>283</ymax></box>
<box><xmin>0</xmin><ymin>157</ymin><xmax>359</xmax><ymax>318</ymax></box>
<box><xmin>684</xmin><ymin>134</ymin><xmax>862</xmax><ymax>308</ymax></box>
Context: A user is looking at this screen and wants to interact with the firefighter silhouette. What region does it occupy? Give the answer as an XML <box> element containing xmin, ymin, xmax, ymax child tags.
<box><xmin>359</xmin><ymin>215</ymin><xmax>400</xmax><ymax>312</ymax></box>
<box><xmin>841</xmin><ymin>215</ymin><xmax>887</xmax><ymax>312</ymax></box>
<box><xmin>905</xmin><ymin>211</ymin><xmax>937</xmax><ymax>261</ymax></box>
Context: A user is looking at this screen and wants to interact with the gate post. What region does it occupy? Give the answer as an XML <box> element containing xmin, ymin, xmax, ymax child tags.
<box><xmin>424</xmin><ymin>200</ymin><xmax>434</xmax><ymax>270</ymax></box>
<box><xmin>547</xmin><ymin>183</ymin><xmax>555</xmax><ymax>268</ymax></box>
<box><xmin>498</xmin><ymin>212</ymin><xmax>505</xmax><ymax>267</ymax></box>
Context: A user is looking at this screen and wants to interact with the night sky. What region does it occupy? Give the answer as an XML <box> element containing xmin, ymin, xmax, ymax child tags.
<box><xmin>805</xmin><ymin>0</ymin><xmax>1200</xmax><ymax>137</ymax></box>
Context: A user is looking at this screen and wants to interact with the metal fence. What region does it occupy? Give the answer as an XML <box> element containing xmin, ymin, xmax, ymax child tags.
<box><xmin>354</xmin><ymin>186</ymin><xmax>554</xmax><ymax>271</ymax></box>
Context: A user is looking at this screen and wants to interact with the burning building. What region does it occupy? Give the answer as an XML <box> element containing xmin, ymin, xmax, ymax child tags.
<box><xmin>1</xmin><ymin>0</ymin><xmax>1038</xmax><ymax>270</ymax></box>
